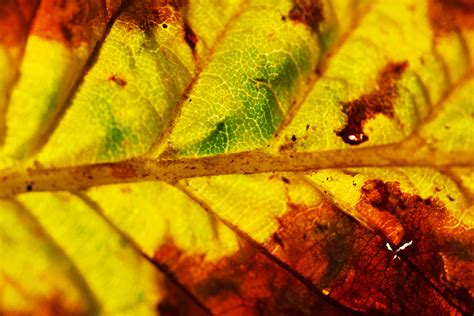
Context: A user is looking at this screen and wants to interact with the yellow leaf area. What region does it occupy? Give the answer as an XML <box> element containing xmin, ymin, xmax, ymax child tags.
<box><xmin>0</xmin><ymin>0</ymin><xmax>473</xmax><ymax>315</ymax></box>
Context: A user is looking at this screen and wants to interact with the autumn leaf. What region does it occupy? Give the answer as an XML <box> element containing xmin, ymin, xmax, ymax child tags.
<box><xmin>1</xmin><ymin>0</ymin><xmax>473</xmax><ymax>315</ymax></box>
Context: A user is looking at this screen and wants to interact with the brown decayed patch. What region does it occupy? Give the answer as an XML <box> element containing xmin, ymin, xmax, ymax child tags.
<box><xmin>120</xmin><ymin>0</ymin><xmax>180</xmax><ymax>32</ymax></box>
<box><xmin>156</xmin><ymin>274</ymin><xmax>209</xmax><ymax>316</ymax></box>
<box><xmin>357</xmin><ymin>180</ymin><xmax>406</xmax><ymax>245</ymax></box>
<box><xmin>336</xmin><ymin>61</ymin><xmax>408</xmax><ymax>145</ymax></box>
<box><xmin>289</xmin><ymin>0</ymin><xmax>324</xmax><ymax>32</ymax></box>
<box><xmin>154</xmin><ymin>239</ymin><xmax>349</xmax><ymax>315</ymax></box>
<box><xmin>183</xmin><ymin>22</ymin><xmax>198</xmax><ymax>51</ymax></box>
<box><xmin>441</xmin><ymin>253</ymin><xmax>474</xmax><ymax>297</ymax></box>
<box><xmin>428</xmin><ymin>0</ymin><xmax>474</xmax><ymax>36</ymax></box>
<box><xmin>268</xmin><ymin>199</ymin><xmax>457</xmax><ymax>314</ymax></box>
<box><xmin>17</xmin><ymin>0</ymin><xmax>39</xmax><ymax>22</ymax></box>
<box><xmin>29</xmin><ymin>0</ymin><xmax>108</xmax><ymax>47</ymax></box>
<box><xmin>357</xmin><ymin>180</ymin><xmax>474</xmax><ymax>313</ymax></box>
<box><xmin>0</xmin><ymin>1</ymin><xmax>34</xmax><ymax>46</ymax></box>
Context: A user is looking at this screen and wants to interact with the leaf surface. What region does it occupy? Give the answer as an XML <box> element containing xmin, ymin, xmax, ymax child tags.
<box><xmin>1</xmin><ymin>0</ymin><xmax>473</xmax><ymax>314</ymax></box>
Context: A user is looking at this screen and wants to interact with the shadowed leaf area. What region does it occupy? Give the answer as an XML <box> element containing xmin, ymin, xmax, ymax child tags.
<box><xmin>0</xmin><ymin>0</ymin><xmax>473</xmax><ymax>315</ymax></box>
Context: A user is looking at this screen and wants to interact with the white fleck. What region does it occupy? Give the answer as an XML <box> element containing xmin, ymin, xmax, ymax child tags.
<box><xmin>386</xmin><ymin>240</ymin><xmax>414</xmax><ymax>260</ymax></box>
<box><xmin>348</xmin><ymin>134</ymin><xmax>358</xmax><ymax>142</ymax></box>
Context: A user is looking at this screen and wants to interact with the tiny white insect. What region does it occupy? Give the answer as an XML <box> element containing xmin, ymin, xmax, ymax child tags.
<box><xmin>385</xmin><ymin>240</ymin><xmax>413</xmax><ymax>260</ymax></box>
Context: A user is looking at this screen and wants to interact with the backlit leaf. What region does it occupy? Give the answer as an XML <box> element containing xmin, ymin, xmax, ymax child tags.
<box><xmin>1</xmin><ymin>0</ymin><xmax>473</xmax><ymax>314</ymax></box>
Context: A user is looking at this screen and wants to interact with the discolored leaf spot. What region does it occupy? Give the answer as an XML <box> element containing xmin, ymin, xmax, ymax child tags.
<box><xmin>357</xmin><ymin>180</ymin><xmax>406</xmax><ymax>245</ymax></box>
<box><xmin>428</xmin><ymin>0</ymin><xmax>474</xmax><ymax>36</ymax></box>
<box><xmin>357</xmin><ymin>179</ymin><xmax>474</xmax><ymax>313</ymax></box>
<box><xmin>289</xmin><ymin>0</ymin><xmax>324</xmax><ymax>32</ymax></box>
<box><xmin>336</xmin><ymin>61</ymin><xmax>408</xmax><ymax>145</ymax></box>
<box><xmin>29</xmin><ymin>0</ymin><xmax>99</xmax><ymax>47</ymax></box>
<box><xmin>157</xmin><ymin>278</ymin><xmax>210</xmax><ymax>316</ymax></box>
<box><xmin>183</xmin><ymin>22</ymin><xmax>198</xmax><ymax>51</ymax></box>
<box><xmin>267</xmin><ymin>199</ymin><xmax>458</xmax><ymax>314</ymax></box>
<box><xmin>0</xmin><ymin>0</ymin><xmax>37</xmax><ymax>46</ymax></box>
<box><xmin>154</xmin><ymin>240</ymin><xmax>349</xmax><ymax>315</ymax></box>
<box><xmin>108</xmin><ymin>74</ymin><xmax>127</xmax><ymax>87</ymax></box>
<box><xmin>120</xmin><ymin>0</ymin><xmax>183</xmax><ymax>33</ymax></box>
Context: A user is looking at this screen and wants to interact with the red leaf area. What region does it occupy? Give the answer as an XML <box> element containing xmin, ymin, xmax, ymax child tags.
<box><xmin>357</xmin><ymin>179</ymin><xmax>474</xmax><ymax>313</ymax></box>
<box><xmin>155</xmin><ymin>239</ymin><xmax>349</xmax><ymax>316</ymax></box>
<box><xmin>0</xmin><ymin>0</ymin><xmax>37</xmax><ymax>46</ymax></box>
<box><xmin>153</xmin><ymin>180</ymin><xmax>472</xmax><ymax>314</ymax></box>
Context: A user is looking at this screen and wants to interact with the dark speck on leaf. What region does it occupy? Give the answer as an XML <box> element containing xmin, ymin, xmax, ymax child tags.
<box><xmin>291</xmin><ymin>135</ymin><xmax>297</xmax><ymax>142</ymax></box>
<box><xmin>108</xmin><ymin>75</ymin><xmax>127</xmax><ymax>87</ymax></box>
<box><xmin>162</xmin><ymin>23</ymin><xmax>168</xmax><ymax>28</ymax></box>
<box><xmin>26</xmin><ymin>183</ymin><xmax>33</xmax><ymax>192</ymax></box>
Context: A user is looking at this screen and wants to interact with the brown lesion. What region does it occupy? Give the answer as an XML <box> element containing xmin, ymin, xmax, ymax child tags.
<box><xmin>356</xmin><ymin>179</ymin><xmax>474</xmax><ymax>312</ymax></box>
<box><xmin>428</xmin><ymin>0</ymin><xmax>474</xmax><ymax>36</ymax></box>
<box><xmin>154</xmin><ymin>238</ymin><xmax>346</xmax><ymax>315</ymax></box>
<box><xmin>288</xmin><ymin>0</ymin><xmax>324</xmax><ymax>33</ymax></box>
<box><xmin>336</xmin><ymin>61</ymin><xmax>408</xmax><ymax>145</ymax></box>
<box><xmin>0</xmin><ymin>0</ymin><xmax>38</xmax><ymax>46</ymax></box>
<box><xmin>264</xmin><ymin>193</ymin><xmax>458</xmax><ymax>314</ymax></box>
<box><xmin>29</xmin><ymin>0</ymin><xmax>104</xmax><ymax>47</ymax></box>
<box><xmin>357</xmin><ymin>180</ymin><xmax>406</xmax><ymax>245</ymax></box>
<box><xmin>120</xmin><ymin>0</ymin><xmax>181</xmax><ymax>33</ymax></box>
<box><xmin>120</xmin><ymin>0</ymin><xmax>198</xmax><ymax>52</ymax></box>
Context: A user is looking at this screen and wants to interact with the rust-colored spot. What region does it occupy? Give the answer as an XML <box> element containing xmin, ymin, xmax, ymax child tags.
<box><xmin>356</xmin><ymin>179</ymin><xmax>474</xmax><ymax>312</ymax></box>
<box><xmin>289</xmin><ymin>0</ymin><xmax>324</xmax><ymax>32</ymax></box>
<box><xmin>183</xmin><ymin>22</ymin><xmax>198</xmax><ymax>50</ymax></box>
<box><xmin>154</xmin><ymin>239</ymin><xmax>345</xmax><ymax>315</ymax></box>
<box><xmin>108</xmin><ymin>74</ymin><xmax>127</xmax><ymax>87</ymax></box>
<box><xmin>428</xmin><ymin>0</ymin><xmax>474</xmax><ymax>36</ymax></box>
<box><xmin>120</xmin><ymin>0</ymin><xmax>187</xmax><ymax>33</ymax></box>
<box><xmin>29</xmin><ymin>0</ymin><xmax>103</xmax><ymax>47</ymax></box>
<box><xmin>110</xmin><ymin>163</ymin><xmax>136</xmax><ymax>179</ymax></box>
<box><xmin>336</xmin><ymin>61</ymin><xmax>408</xmax><ymax>145</ymax></box>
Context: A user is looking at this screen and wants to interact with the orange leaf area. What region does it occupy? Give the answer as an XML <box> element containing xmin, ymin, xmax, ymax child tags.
<box><xmin>357</xmin><ymin>179</ymin><xmax>474</xmax><ymax>312</ymax></box>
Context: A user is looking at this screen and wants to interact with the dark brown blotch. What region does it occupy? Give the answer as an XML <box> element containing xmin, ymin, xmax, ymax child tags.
<box><xmin>183</xmin><ymin>22</ymin><xmax>198</xmax><ymax>50</ymax></box>
<box><xmin>108</xmin><ymin>74</ymin><xmax>127</xmax><ymax>87</ymax></box>
<box><xmin>289</xmin><ymin>0</ymin><xmax>324</xmax><ymax>32</ymax></box>
<box><xmin>120</xmin><ymin>0</ymin><xmax>185</xmax><ymax>33</ymax></box>
<box><xmin>428</xmin><ymin>0</ymin><xmax>474</xmax><ymax>36</ymax></box>
<box><xmin>336</xmin><ymin>61</ymin><xmax>408</xmax><ymax>145</ymax></box>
